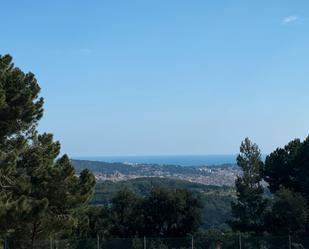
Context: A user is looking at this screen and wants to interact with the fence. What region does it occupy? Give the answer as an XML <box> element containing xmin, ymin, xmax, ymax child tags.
<box><xmin>1</xmin><ymin>235</ymin><xmax>309</xmax><ymax>249</ymax></box>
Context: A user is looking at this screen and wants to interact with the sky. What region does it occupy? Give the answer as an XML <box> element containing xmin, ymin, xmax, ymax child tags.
<box><xmin>1</xmin><ymin>0</ymin><xmax>309</xmax><ymax>156</ymax></box>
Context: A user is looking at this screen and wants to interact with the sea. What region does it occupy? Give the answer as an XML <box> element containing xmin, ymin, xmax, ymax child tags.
<box><xmin>73</xmin><ymin>155</ymin><xmax>237</xmax><ymax>167</ymax></box>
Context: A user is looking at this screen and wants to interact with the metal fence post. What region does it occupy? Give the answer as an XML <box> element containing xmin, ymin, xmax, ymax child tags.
<box><xmin>143</xmin><ymin>236</ymin><xmax>146</xmax><ymax>249</ymax></box>
<box><xmin>288</xmin><ymin>235</ymin><xmax>292</xmax><ymax>249</ymax></box>
<box><xmin>239</xmin><ymin>234</ymin><xmax>242</xmax><ymax>249</ymax></box>
<box><xmin>191</xmin><ymin>235</ymin><xmax>194</xmax><ymax>249</ymax></box>
<box><xmin>97</xmin><ymin>233</ymin><xmax>100</xmax><ymax>249</ymax></box>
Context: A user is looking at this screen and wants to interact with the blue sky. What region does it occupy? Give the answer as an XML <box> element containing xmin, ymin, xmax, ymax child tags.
<box><xmin>1</xmin><ymin>0</ymin><xmax>309</xmax><ymax>156</ymax></box>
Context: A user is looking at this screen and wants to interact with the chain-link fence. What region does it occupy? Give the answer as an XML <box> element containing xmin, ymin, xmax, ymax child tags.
<box><xmin>1</xmin><ymin>235</ymin><xmax>308</xmax><ymax>249</ymax></box>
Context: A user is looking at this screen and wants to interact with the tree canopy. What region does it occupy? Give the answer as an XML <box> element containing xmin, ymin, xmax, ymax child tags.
<box><xmin>0</xmin><ymin>54</ymin><xmax>95</xmax><ymax>248</ymax></box>
<box><xmin>230</xmin><ymin>136</ymin><xmax>309</xmax><ymax>236</ymax></box>
<box><xmin>73</xmin><ymin>187</ymin><xmax>203</xmax><ymax>239</ymax></box>
<box><xmin>264</xmin><ymin>188</ymin><xmax>308</xmax><ymax>236</ymax></box>
<box><xmin>0</xmin><ymin>54</ymin><xmax>43</xmax><ymax>142</ymax></box>
<box><xmin>229</xmin><ymin>138</ymin><xmax>267</xmax><ymax>234</ymax></box>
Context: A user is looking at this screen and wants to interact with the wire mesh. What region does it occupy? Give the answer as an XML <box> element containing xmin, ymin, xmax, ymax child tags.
<box><xmin>2</xmin><ymin>235</ymin><xmax>309</xmax><ymax>249</ymax></box>
<box><xmin>194</xmin><ymin>235</ymin><xmax>239</xmax><ymax>249</ymax></box>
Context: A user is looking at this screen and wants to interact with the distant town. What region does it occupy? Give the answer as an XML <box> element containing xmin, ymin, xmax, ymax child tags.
<box><xmin>72</xmin><ymin>160</ymin><xmax>241</xmax><ymax>186</ymax></box>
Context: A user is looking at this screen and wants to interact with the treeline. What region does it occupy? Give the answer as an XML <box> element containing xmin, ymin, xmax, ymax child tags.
<box><xmin>91</xmin><ymin>177</ymin><xmax>233</xmax><ymax>205</ymax></box>
<box><xmin>91</xmin><ymin>178</ymin><xmax>234</xmax><ymax>230</ymax></box>
<box><xmin>230</xmin><ymin>137</ymin><xmax>309</xmax><ymax>236</ymax></box>
<box><xmin>73</xmin><ymin>187</ymin><xmax>203</xmax><ymax>239</ymax></box>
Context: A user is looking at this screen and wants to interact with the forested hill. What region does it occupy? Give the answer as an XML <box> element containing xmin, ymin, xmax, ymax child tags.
<box><xmin>71</xmin><ymin>159</ymin><xmax>236</xmax><ymax>229</ymax></box>
<box><xmin>91</xmin><ymin>177</ymin><xmax>235</xmax><ymax>230</ymax></box>
<box><xmin>92</xmin><ymin>177</ymin><xmax>234</xmax><ymax>203</ymax></box>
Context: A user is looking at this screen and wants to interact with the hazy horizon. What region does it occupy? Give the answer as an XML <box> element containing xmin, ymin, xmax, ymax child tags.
<box><xmin>72</xmin><ymin>154</ymin><xmax>271</xmax><ymax>166</ymax></box>
<box><xmin>72</xmin><ymin>154</ymin><xmax>238</xmax><ymax>166</ymax></box>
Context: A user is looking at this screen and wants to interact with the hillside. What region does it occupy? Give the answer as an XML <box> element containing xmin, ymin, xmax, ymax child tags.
<box><xmin>72</xmin><ymin>159</ymin><xmax>203</xmax><ymax>175</ymax></box>
<box><xmin>91</xmin><ymin>177</ymin><xmax>235</xmax><ymax>230</ymax></box>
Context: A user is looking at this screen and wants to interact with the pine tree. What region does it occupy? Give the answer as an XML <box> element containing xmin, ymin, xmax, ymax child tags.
<box><xmin>0</xmin><ymin>54</ymin><xmax>44</xmax><ymax>236</ymax></box>
<box><xmin>229</xmin><ymin>138</ymin><xmax>267</xmax><ymax>234</ymax></box>
<box><xmin>0</xmin><ymin>54</ymin><xmax>96</xmax><ymax>246</ymax></box>
<box><xmin>7</xmin><ymin>133</ymin><xmax>95</xmax><ymax>245</ymax></box>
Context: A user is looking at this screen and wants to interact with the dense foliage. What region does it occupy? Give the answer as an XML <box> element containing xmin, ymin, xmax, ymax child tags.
<box><xmin>0</xmin><ymin>54</ymin><xmax>44</xmax><ymax>233</ymax></box>
<box><xmin>264</xmin><ymin>188</ymin><xmax>308</xmax><ymax>235</ymax></box>
<box><xmin>231</xmin><ymin>136</ymin><xmax>309</xmax><ymax>236</ymax></box>
<box><xmin>264</xmin><ymin>136</ymin><xmax>309</xmax><ymax>234</ymax></box>
<box><xmin>91</xmin><ymin>177</ymin><xmax>234</xmax><ymax>230</ymax></box>
<box><xmin>229</xmin><ymin>138</ymin><xmax>267</xmax><ymax>234</ymax></box>
<box><xmin>264</xmin><ymin>137</ymin><xmax>309</xmax><ymax>202</ymax></box>
<box><xmin>73</xmin><ymin>187</ymin><xmax>203</xmax><ymax>239</ymax></box>
<box><xmin>0</xmin><ymin>54</ymin><xmax>96</xmax><ymax>248</ymax></box>
<box><xmin>0</xmin><ymin>54</ymin><xmax>43</xmax><ymax>141</ymax></box>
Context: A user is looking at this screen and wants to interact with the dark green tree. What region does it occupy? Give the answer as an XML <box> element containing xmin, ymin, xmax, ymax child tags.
<box><xmin>265</xmin><ymin>188</ymin><xmax>308</xmax><ymax>235</ymax></box>
<box><xmin>264</xmin><ymin>139</ymin><xmax>302</xmax><ymax>193</ymax></box>
<box><xmin>264</xmin><ymin>136</ymin><xmax>309</xmax><ymax>202</ymax></box>
<box><xmin>0</xmin><ymin>54</ymin><xmax>44</xmax><ymax>236</ymax></box>
<box><xmin>142</xmin><ymin>187</ymin><xmax>203</xmax><ymax>237</ymax></box>
<box><xmin>229</xmin><ymin>138</ymin><xmax>267</xmax><ymax>234</ymax></box>
<box><xmin>109</xmin><ymin>188</ymin><xmax>142</xmax><ymax>237</ymax></box>
<box><xmin>0</xmin><ymin>54</ymin><xmax>43</xmax><ymax>142</ymax></box>
<box><xmin>264</xmin><ymin>136</ymin><xmax>309</xmax><ymax>235</ymax></box>
<box><xmin>290</xmin><ymin>136</ymin><xmax>309</xmax><ymax>202</ymax></box>
<box><xmin>77</xmin><ymin>187</ymin><xmax>203</xmax><ymax>239</ymax></box>
<box><xmin>71</xmin><ymin>205</ymin><xmax>111</xmax><ymax>239</ymax></box>
<box><xmin>0</xmin><ymin>54</ymin><xmax>96</xmax><ymax>247</ymax></box>
<box><xmin>4</xmin><ymin>133</ymin><xmax>96</xmax><ymax>246</ymax></box>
